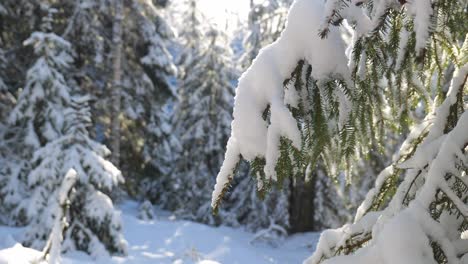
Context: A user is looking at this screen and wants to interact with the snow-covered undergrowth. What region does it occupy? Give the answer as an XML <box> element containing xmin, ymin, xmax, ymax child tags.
<box><xmin>0</xmin><ymin>201</ymin><xmax>319</xmax><ymax>264</ymax></box>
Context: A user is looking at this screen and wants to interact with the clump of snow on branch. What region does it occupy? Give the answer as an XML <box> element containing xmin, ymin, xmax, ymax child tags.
<box><xmin>212</xmin><ymin>0</ymin><xmax>350</xmax><ymax>209</ymax></box>
<box><xmin>322</xmin><ymin>0</ymin><xmax>432</xmax><ymax>56</ymax></box>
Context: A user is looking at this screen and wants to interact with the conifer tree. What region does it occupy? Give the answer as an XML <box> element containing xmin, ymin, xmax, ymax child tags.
<box><xmin>162</xmin><ymin>1</ymin><xmax>236</xmax><ymax>222</ymax></box>
<box><xmin>212</xmin><ymin>0</ymin><xmax>467</xmax><ymax>262</ymax></box>
<box><xmin>6</xmin><ymin>29</ymin><xmax>127</xmax><ymax>256</ymax></box>
<box><xmin>174</xmin><ymin>29</ymin><xmax>235</xmax><ymax>223</ymax></box>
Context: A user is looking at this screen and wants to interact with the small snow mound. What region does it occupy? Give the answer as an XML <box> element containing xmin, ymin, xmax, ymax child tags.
<box><xmin>313</xmin><ymin>210</ymin><xmax>436</xmax><ymax>264</ymax></box>
<box><xmin>461</xmin><ymin>230</ymin><xmax>468</xmax><ymax>240</ymax></box>
<box><xmin>0</xmin><ymin>243</ymin><xmax>43</xmax><ymax>264</ymax></box>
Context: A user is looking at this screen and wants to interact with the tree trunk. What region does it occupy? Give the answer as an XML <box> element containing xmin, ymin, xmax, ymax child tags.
<box><xmin>110</xmin><ymin>0</ymin><xmax>123</xmax><ymax>166</ymax></box>
<box><xmin>288</xmin><ymin>172</ymin><xmax>317</xmax><ymax>233</ymax></box>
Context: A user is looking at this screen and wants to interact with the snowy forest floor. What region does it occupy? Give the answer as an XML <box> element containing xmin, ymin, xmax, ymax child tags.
<box><xmin>0</xmin><ymin>201</ymin><xmax>319</xmax><ymax>264</ymax></box>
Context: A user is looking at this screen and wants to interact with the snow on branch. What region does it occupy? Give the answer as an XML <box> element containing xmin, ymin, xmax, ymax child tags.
<box><xmin>307</xmin><ymin>64</ymin><xmax>468</xmax><ymax>264</ymax></box>
<box><xmin>40</xmin><ymin>169</ymin><xmax>77</xmax><ymax>264</ymax></box>
<box><xmin>212</xmin><ymin>0</ymin><xmax>350</xmax><ymax>212</ymax></box>
<box><xmin>320</xmin><ymin>0</ymin><xmax>433</xmax><ymax>57</ymax></box>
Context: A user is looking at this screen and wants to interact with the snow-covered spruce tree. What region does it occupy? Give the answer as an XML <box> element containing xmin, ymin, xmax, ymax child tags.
<box><xmin>212</xmin><ymin>0</ymin><xmax>467</xmax><ymax>262</ymax></box>
<box><xmin>8</xmin><ymin>32</ymin><xmax>127</xmax><ymax>256</ymax></box>
<box><xmin>1</xmin><ymin>7</ymin><xmax>70</xmax><ymax>223</ymax></box>
<box><xmin>168</xmin><ymin>8</ymin><xmax>236</xmax><ymax>224</ymax></box>
<box><xmin>0</xmin><ymin>0</ymin><xmax>177</xmax><ymax>201</ymax></box>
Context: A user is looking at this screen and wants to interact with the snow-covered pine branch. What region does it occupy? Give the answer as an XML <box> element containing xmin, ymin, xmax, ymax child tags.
<box><xmin>308</xmin><ymin>64</ymin><xmax>468</xmax><ymax>264</ymax></box>
<box><xmin>212</xmin><ymin>0</ymin><xmax>353</xmax><ymax>213</ymax></box>
<box><xmin>306</xmin><ymin>0</ymin><xmax>467</xmax><ymax>261</ymax></box>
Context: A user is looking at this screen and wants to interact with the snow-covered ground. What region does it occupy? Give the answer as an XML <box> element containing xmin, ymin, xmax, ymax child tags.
<box><xmin>0</xmin><ymin>201</ymin><xmax>319</xmax><ymax>264</ymax></box>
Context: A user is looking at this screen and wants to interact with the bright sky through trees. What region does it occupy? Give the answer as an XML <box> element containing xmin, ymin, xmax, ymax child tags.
<box><xmin>198</xmin><ymin>0</ymin><xmax>251</xmax><ymax>31</ymax></box>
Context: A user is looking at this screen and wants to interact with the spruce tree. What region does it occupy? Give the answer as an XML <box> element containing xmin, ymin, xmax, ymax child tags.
<box><xmin>7</xmin><ymin>29</ymin><xmax>127</xmax><ymax>256</ymax></box>
<box><xmin>164</xmin><ymin>2</ymin><xmax>236</xmax><ymax>223</ymax></box>
<box><xmin>175</xmin><ymin>30</ymin><xmax>234</xmax><ymax>223</ymax></box>
<box><xmin>212</xmin><ymin>0</ymin><xmax>467</xmax><ymax>262</ymax></box>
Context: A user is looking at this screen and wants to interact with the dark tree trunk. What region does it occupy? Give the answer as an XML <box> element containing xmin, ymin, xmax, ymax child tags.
<box><xmin>288</xmin><ymin>173</ymin><xmax>317</xmax><ymax>233</ymax></box>
<box><xmin>110</xmin><ymin>0</ymin><xmax>123</xmax><ymax>167</ymax></box>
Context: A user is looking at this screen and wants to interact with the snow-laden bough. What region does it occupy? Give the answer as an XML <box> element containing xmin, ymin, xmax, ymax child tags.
<box><xmin>212</xmin><ymin>0</ymin><xmax>352</xmax><ymax>212</ymax></box>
